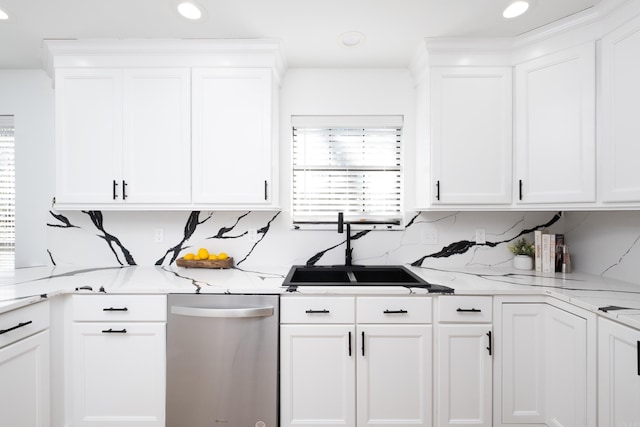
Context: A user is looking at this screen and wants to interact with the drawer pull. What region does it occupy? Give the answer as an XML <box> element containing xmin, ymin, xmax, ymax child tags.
<box><xmin>305</xmin><ymin>309</ymin><xmax>330</xmax><ymax>314</ymax></box>
<box><xmin>383</xmin><ymin>309</ymin><xmax>408</xmax><ymax>314</ymax></box>
<box><xmin>487</xmin><ymin>331</ymin><xmax>492</xmax><ymax>356</ymax></box>
<box><xmin>348</xmin><ymin>331</ymin><xmax>352</xmax><ymax>357</ymax></box>
<box><xmin>457</xmin><ymin>308</ymin><xmax>481</xmax><ymax>313</ymax></box>
<box><xmin>0</xmin><ymin>320</ymin><xmax>32</xmax><ymax>335</ymax></box>
<box><xmin>102</xmin><ymin>328</ymin><xmax>127</xmax><ymax>334</ymax></box>
<box><xmin>361</xmin><ymin>331</ymin><xmax>365</xmax><ymax>356</ymax></box>
<box><xmin>103</xmin><ymin>307</ymin><xmax>129</xmax><ymax>312</ymax></box>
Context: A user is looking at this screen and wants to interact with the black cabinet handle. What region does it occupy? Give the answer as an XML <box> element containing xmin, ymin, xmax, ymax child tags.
<box><xmin>348</xmin><ymin>331</ymin><xmax>352</xmax><ymax>357</ymax></box>
<box><xmin>457</xmin><ymin>308</ymin><xmax>482</xmax><ymax>313</ymax></box>
<box><xmin>637</xmin><ymin>341</ymin><xmax>639</xmax><ymax>376</ymax></box>
<box><xmin>112</xmin><ymin>180</ymin><xmax>118</xmax><ymax>200</ymax></box>
<box><xmin>305</xmin><ymin>309</ymin><xmax>329</xmax><ymax>314</ymax></box>
<box><xmin>436</xmin><ymin>180</ymin><xmax>440</xmax><ymax>201</ymax></box>
<box><xmin>103</xmin><ymin>307</ymin><xmax>128</xmax><ymax>312</ymax></box>
<box><xmin>264</xmin><ymin>180</ymin><xmax>268</xmax><ymax>201</ymax></box>
<box><xmin>102</xmin><ymin>328</ymin><xmax>127</xmax><ymax>334</ymax></box>
<box><xmin>383</xmin><ymin>309</ymin><xmax>408</xmax><ymax>314</ymax></box>
<box><xmin>361</xmin><ymin>331</ymin><xmax>365</xmax><ymax>356</ymax></box>
<box><xmin>122</xmin><ymin>180</ymin><xmax>128</xmax><ymax>200</ymax></box>
<box><xmin>519</xmin><ymin>179</ymin><xmax>523</xmax><ymax>201</ymax></box>
<box><xmin>487</xmin><ymin>331</ymin><xmax>492</xmax><ymax>356</ymax></box>
<box><xmin>0</xmin><ymin>320</ymin><xmax>32</xmax><ymax>335</ymax></box>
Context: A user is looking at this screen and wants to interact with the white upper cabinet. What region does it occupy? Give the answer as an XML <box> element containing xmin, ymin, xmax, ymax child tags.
<box><xmin>600</xmin><ymin>13</ymin><xmax>640</xmax><ymax>203</ymax></box>
<box><xmin>192</xmin><ymin>68</ymin><xmax>274</xmax><ymax>206</ymax></box>
<box><xmin>55</xmin><ymin>69</ymin><xmax>123</xmax><ymax>205</ymax></box>
<box><xmin>45</xmin><ymin>39</ymin><xmax>283</xmax><ymax>210</ymax></box>
<box><xmin>514</xmin><ymin>42</ymin><xmax>596</xmax><ymax>204</ymax></box>
<box><xmin>122</xmin><ymin>69</ymin><xmax>191</xmax><ymax>204</ymax></box>
<box><xmin>430</xmin><ymin>67</ymin><xmax>512</xmax><ymax>205</ymax></box>
<box><xmin>55</xmin><ymin>67</ymin><xmax>191</xmax><ymax>207</ymax></box>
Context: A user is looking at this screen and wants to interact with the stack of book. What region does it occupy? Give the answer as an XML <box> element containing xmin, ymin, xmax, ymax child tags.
<box><xmin>534</xmin><ymin>230</ymin><xmax>565</xmax><ymax>273</ymax></box>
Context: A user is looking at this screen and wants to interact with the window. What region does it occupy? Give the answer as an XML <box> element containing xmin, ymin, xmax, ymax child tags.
<box><xmin>0</xmin><ymin>116</ymin><xmax>14</xmax><ymax>269</ymax></box>
<box><xmin>292</xmin><ymin>115</ymin><xmax>403</xmax><ymax>228</ymax></box>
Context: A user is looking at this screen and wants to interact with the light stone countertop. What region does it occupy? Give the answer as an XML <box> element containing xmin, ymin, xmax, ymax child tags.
<box><xmin>0</xmin><ymin>264</ymin><xmax>639</xmax><ymax>330</ymax></box>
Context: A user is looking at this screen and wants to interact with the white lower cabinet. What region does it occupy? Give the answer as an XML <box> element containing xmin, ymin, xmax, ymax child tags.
<box><xmin>437</xmin><ymin>296</ymin><xmax>493</xmax><ymax>427</ymax></box>
<box><xmin>280</xmin><ymin>296</ymin><xmax>432</xmax><ymax>427</ymax></box>
<box><xmin>280</xmin><ymin>324</ymin><xmax>356</xmax><ymax>426</ymax></box>
<box><xmin>495</xmin><ymin>298</ymin><xmax>595</xmax><ymax>427</ymax></box>
<box><xmin>357</xmin><ymin>324</ymin><xmax>432</xmax><ymax>427</ymax></box>
<box><xmin>598</xmin><ymin>317</ymin><xmax>640</xmax><ymax>427</ymax></box>
<box><xmin>0</xmin><ymin>302</ymin><xmax>50</xmax><ymax>427</ymax></box>
<box><xmin>70</xmin><ymin>295</ymin><xmax>166</xmax><ymax>427</ymax></box>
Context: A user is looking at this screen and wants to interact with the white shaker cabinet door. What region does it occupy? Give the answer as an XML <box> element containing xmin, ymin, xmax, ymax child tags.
<box><xmin>192</xmin><ymin>67</ymin><xmax>274</xmax><ymax>206</ymax></box>
<box><xmin>598</xmin><ymin>318</ymin><xmax>640</xmax><ymax>427</ymax></box>
<box><xmin>71</xmin><ymin>322</ymin><xmax>166</xmax><ymax>427</ymax></box>
<box><xmin>430</xmin><ymin>67</ymin><xmax>512</xmax><ymax>205</ymax></box>
<box><xmin>438</xmin><ymin>324</ymin><xmax>492</xmax><ymax>427</ymax></box>
<box><xmin>122</xmin><ymin>68</ymin><xmax>191</xmax><ymax>204</ymax></box>
<box><xmin>280</xmin><ymin>324</ymin><xmax>356</xmax><ymax>427</ymax></box>
<box><xmin>500</xmin><ymin>303</ymin><xmax>546</xmax><ymax>424</ymax></box>
<box><xmin>600</xmin><ymin>14</ymin><xmax>640</xmax><ymax>203</ymax></box>
<box><xmin>55</xmin><ymin>68</ymin><xmax>122</xmax><ymax>204</ymax></box>
<box><xmin>0</xmin><ymin>330</ymin><xmax>50</xmax><ymax>427</ymax></box>
<box><xmin>514</xmin><ymin>42</ymin><xmax>596</xmax><ymax>204</ymax></box>
<box><xmin>356</xmin><ymin>325</ymin><xmax>432</xmax><ymax>427</ymax></box>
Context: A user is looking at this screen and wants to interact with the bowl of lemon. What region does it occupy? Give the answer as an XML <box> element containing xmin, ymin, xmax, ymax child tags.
<box><xmin>176</xmin><ymin>248</ymin><xmax>233</xmax><ymax>269</ymax></box>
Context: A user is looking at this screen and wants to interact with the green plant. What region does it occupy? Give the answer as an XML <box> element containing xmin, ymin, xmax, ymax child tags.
<box><xmin>508</xmin><ymin>237</ymin><xmax>535</xmax><ymax>257</ymax></box>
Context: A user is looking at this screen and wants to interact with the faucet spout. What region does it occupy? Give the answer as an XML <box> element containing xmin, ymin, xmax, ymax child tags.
<box><xmin>337</xmin><ymin>212</ymin><xmax>353</xmax><ymax>266</ymax></box>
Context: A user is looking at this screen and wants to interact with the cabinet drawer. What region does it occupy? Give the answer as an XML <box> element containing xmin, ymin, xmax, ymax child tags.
<box><xmin>280</xmin><ymin>297</ymin><xmax>355</xmax><ymax>324</ymax></box>
<box><xmin>0</xmin><ymin>301</ymin><xmax>50</xmax><ymax>348</ymax></box>
<box><xmin>357</xmin><ymin>297</ymin><xmax>432</xmax><ymax>324</ymax></box>
<box><xmin>72</xmin><ymin>295</ymin><xmax>167</xmax><ymax>321</ymax></box>
<box><xmin>439</xmin><ymin>296</ymin><xmax>492</xmax><ymax>323</ymax></box>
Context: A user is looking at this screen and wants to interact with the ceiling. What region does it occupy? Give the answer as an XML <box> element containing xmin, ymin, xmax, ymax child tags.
<box><xmin>0</xmin><ymin>0</ymin><xmax>600</xmax><ymax>69</ymax></box>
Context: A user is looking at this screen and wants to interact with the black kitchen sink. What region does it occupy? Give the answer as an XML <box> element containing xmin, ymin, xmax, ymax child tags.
<box><xmin>282</xmin><ymin>265</ymin><xmax>454</xmax><ymax>293</ymax></box>
<box><xmin>288</xmin><ymin>267</ymin><xmax>351</xmax><ymax>283</ymax></box>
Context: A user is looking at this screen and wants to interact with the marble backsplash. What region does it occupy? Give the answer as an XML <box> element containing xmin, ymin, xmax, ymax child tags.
<box><xmin>45</xmin><ymin>210</ymin><xmax>566</xmax><ymax>271</ymax></box>
<box><xmin>45</xmin><ymin>209</ymin><xmax>640</xmax><ymax>285</ymax></box>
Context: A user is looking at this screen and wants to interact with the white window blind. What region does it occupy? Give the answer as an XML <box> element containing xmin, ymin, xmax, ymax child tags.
<box><xmin>292</xmin><ymin>115</ymin><xmax>403</xmax><ymax>226</ymax></box>
<box><xmin>0</xmin><ymin>116</ymin><xmax>14</xmax><ymax>270</ymax></box>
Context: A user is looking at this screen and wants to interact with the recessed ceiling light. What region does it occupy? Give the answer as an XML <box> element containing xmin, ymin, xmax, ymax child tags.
<box><xmin>503</xmin><ymin>1</ymin><xmax>530</xmax><ymax>19</ymax></box>
<box><xmin>339</xmin><ymin>31</ymin><xmax>366</xmax><ymax>48</ymax></box>
<box><xmin>0</xmin><ymin>9</ymin><xmax>9</xmax><ymax>20</ymax></box>
<box><xmin>177</xmin><ymin>2</ymin><xmax>203</xmax><ymax>20</ymax></box>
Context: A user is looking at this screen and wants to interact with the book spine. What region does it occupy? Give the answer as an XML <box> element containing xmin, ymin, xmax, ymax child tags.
<box><xmin>549</xmin><ymin>234</ymin><xmax>556</xmax><ymax>274</ymax></box>
<box><xmin>542</xmin><ymin>233</ymin><xmax>551</xmax><ymax>273</ymax></box>
<box><xmin>534</xmin><ymin>230</ymin><xmax>542</xmax><ymax>272</ymax></box>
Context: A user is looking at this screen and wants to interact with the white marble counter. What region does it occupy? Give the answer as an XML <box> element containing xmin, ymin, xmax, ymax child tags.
<box><xmin>1</xmin><ymin>264</ymin><xmax>639</xmax><ymax>330</ymax></box>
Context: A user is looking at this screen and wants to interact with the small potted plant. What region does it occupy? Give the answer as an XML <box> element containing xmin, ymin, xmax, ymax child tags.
<box><xmin>508</xmin><ymin>237</ymin><xmax>535</xmax><ymax>270</ymax></box>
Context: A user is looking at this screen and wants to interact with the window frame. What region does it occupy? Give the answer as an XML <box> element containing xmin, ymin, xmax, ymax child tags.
<box><xmin>291</xmin><ymin>115</ymin><xmax>404</xmax><ymax>230</ymax></box>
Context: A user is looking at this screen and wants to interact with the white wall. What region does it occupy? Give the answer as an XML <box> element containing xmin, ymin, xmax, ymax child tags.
<box><xmin>279</xmin><ymin>68</ymin><xmax>417</xmax><ymax>211</ymax></box>
<box><xmin>0</xmin><ymin>70</ymin><xmax>54</xmax><ymax>268</ymax></box>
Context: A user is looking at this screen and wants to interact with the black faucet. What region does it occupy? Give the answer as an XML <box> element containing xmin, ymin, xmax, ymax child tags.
<box><xmin>337</xmin><ymin>212</ymin><xmax>353</xmax><ymax>266</ymax></box>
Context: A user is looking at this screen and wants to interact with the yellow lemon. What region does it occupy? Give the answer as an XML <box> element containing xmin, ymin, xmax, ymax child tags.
<box><xmin>183</xmin><ymin>253</ymin><xmax>195</xmax><ymax>260</ymax></box>
<box><xmin>208</xmin><ymin>254</ymin><xmax>219</xmax><ymax>261</ymax></box>
<box><xmin>197</xmin><ymin>248</ymin><xmax>209</xmax><ymax>259</ymax></box>
<box><xmin>217</xmin><ymin>252</ymin><xmax>228</xmax><ymax>260</ymax></box>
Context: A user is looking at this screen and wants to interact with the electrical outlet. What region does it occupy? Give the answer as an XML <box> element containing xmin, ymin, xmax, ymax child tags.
<box><xmin>248</xmin><ymin>229</ymin><xmax>259</xmax><ymax>243</ymax></box>
<box><xmin>154</xmin><ymin>228</ymin><xmax>164</xmax><ymax>243</ymax></box>
<box><xmin>422</xmin><ymin>226</ymin><xmax>438</xmax><ymax>245</ymax></box>
<box><xmin>475</xmin><ymin>228</ymin><xmax>486</xmax><ymax>245</ymax></box>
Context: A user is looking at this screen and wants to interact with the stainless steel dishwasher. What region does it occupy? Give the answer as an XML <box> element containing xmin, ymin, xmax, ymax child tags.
<box><xmin>166</xmin><ymin>294</ymin><xmax>279</xmax><ymax>427</ymax></box>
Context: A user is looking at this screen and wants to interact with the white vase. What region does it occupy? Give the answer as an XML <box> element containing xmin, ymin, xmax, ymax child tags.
<box><xmin>513</xmin><ymin>255</ymin><xmax>533</xmax><ymax>270</ymax></box>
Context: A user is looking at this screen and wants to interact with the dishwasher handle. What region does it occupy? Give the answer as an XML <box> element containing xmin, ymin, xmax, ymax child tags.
<box><xmin>171</xmin><ymin>305</ymin><xmax>274</xmax><ymax>318</ymax></box>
